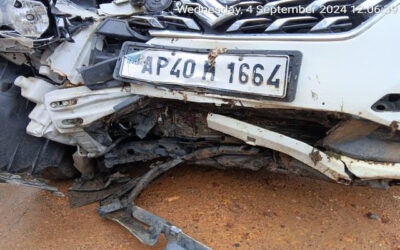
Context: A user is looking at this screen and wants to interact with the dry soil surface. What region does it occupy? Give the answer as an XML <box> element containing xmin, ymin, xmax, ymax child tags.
<box><xmin>1</xmin><ymin>166</ymin><xmax>400</xmax><ymax>249</ymax></box>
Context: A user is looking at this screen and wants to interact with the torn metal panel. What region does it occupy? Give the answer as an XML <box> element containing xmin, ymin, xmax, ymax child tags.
<box><xmin>104</xmin><ymin>139</ymin><xmax>191</xmax><ymax>168</ymax></box>
<box><xmin>192</xmin><ymin>155</ymin><xmax>272</xmax><ymax>171</ymax></box>
<box><xmin>100</xmin><ymin>179</ymin><xmax>139</xmax><ymax>204</ymax></box>
<box><xmin>323</xmin><ymin>119</ymin><xmax>400</xmax><ymax>162</ymax></box>
<box><xmin>132</xmin><ymin>206</ymin><xmax>210</xmax><ymax>250</ymax></box>
<box><xmin>126</xmin><ymin>145</ymin><xmax>269</xmax><ymax>203</ymax></box>
<box><xmin>0</xmin><ymin>52</ymin><xmax>27</xmax><ymax>65</ymax></box>
<box><xmin>68</xmin><ymin>173</ymin><xmax>135</xmax><ymax>207</ymax></box>
<box><xmin>46</xmin><ymin>23</ymin><xmax>100</xmax><ymax>84</ymax></box>
<box><xmin>131</xmin><ymin>113</ymin><xmax>158</xmax><ymax>139</ymax></box>
<box><xmin>54</xmin><ymin>0</ymin><xmax>100</xmax><ymax>19</ymax></box>
<box><xmin>0</xmin><ymin>172</ymin><xmax>64</xmax><ymax>197</ymax></box>
<box><xmin>103</xmin><ymin>137</ymin><xmax>267</xmax><ymax>169</ymax></box>
<box><xmin>112</xmin><ymin>95</ymin><xmax>146</xmax><ymax>115</ymax></box>
<box><xmin>112</xmin><ymin>99</ymin><xmax>226</xmax><ymax>140</ymax></box>
<box><xmin>66</xmin><ymin>165</ymin><xmax>210</xmax><ymax>248</ymax></box>
<box><xmin>98</xmin><ymin>2</ymin><xmax>143</xmax><ymax>16</ymax></box>
<box><xmin>84</xmin><ymin>121</ymin><xmax>113</xmax><ymax>147</ymax></box>
<box><xmin>154</xmin><ymin>108</ymin><xmax>222</xmax><ymax>139</ymax></box>
<box><xmin>68</xmin><ymin>184</ymin><xmax>124</xmax><ymax>208</ymax></box>
<box><xmin>207</xmin><ymin>113</ymin><xmax>351</xmax><ymax>182</ymax></box>
<box><xmin>103</xmin><ymin>206</ymin><xmax>210</xmax><ymax>250</ymax></box>
<box><xmin>0</xmin><ymin>36</ymin><xmax>34</xmax><ymax>52</ymax></box>
<box><xmin>341</xmin><ymin>156</ymin><xmax>400</xmax><ymax>180</ymax></box>
<box><xmin>98</xmin><ymin>198</ymin><xmax>125</xmax><ymax>215</ymax></box>
<box><xmin>128</xmin><ymin>158</ymin><xmax>184</xmax><ymax>202</ymax></box>
<box><xmin>39</xmin><ymin>66</ymin><xmax>66</xmax><ymax>84</ymax></box>
<box><xmin>274</xmin><ymin>155</ymin><xmax>333</xmax><ymax>181</ymax></box>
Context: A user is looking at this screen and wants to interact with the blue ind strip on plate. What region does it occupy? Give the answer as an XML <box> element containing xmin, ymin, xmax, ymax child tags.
<box><xmin>125</xmin><ymin>52</ymin><xmax>144</xmax><ymax>65</ymax></box>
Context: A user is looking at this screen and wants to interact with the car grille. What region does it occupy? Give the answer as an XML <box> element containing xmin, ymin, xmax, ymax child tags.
<box><xmin>130</xmin><ymin>0</ymin><xmax>392</xmax><ymax>35</ymax></box>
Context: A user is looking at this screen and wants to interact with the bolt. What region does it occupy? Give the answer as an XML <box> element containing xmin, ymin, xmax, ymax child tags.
<box><xmin>26</xmin><ymin>14</ymin><xmax>35</xmax><ymax>21</ymax></box>
<box><xmin>169</xmin><ymin>226</ymin><xmax>182</xmax><ymax>236</ymax></box>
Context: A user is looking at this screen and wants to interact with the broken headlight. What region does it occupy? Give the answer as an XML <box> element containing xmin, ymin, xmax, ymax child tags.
<box><xmin>0</xmin><ymin>0</ymin><xmax>49</xmax><ymax>38</ymax></box>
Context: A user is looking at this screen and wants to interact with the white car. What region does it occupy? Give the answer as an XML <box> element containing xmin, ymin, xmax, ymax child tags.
<box><xmin>0</xmin><ymin>0</ymin><xmax>399</xmax><ymax>248</ymax></box>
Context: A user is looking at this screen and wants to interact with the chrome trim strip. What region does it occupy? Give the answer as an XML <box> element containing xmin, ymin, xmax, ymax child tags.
<box><xmin>160</xmin><ymin>16</ymin><xmax>201</xmax><ymax>30</ymax></box>
<box><xmin>226</xmin><ymin>17</ymin><xmax>271</xmax><ymax>32</ymax></box>
<box><xmin>265</xmin><ymin>16</ymin><xmax>318</xmax><ymax>32</ymax></box>
<box><xmin>149</xmin><ymin>0</ymin><xmax>400</xmax><ymax>41</ymax></box>
<box><xmin>131</xmin><ymin>16</ymin><xmax>164</xmax><ymax>28</ymax></box>
<box><xmin>310</xmin><ymin>16</ymin><xmax>350</xmax><ymax>32</ymax></box>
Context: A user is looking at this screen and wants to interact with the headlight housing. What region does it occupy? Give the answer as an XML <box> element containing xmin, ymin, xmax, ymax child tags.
<box><xmin>0</xmin><ymin>0</ymin><xmax>49</xmax><ymax>38</ymax></box>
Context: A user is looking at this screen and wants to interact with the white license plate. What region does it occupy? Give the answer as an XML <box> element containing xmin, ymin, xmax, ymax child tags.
<box><xmin>119</xmin><ymin>50</ymin><xmax>289</xmax><ymax>98</ymax></box>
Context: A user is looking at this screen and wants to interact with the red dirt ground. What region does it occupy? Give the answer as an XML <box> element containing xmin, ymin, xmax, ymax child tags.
<box><xmin>1</xmin><ymin>165</ymin><xmax>400</xmax><ymax>249</ymax></box>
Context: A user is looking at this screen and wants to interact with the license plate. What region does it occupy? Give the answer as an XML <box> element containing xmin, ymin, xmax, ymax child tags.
<box><xmin>118</xmin><ymin>49</ymin><xmax>290</xmax><ymax>98</ymax></box>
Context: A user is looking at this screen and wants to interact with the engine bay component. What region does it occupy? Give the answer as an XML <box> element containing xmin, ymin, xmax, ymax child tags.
<box><xmin>322</xmin><ymin>119</ymin><xmax>400</xmax><ymax>163</ymax></box>
<box><xmin>0</xmin><ymin>0</ymin><xmax>49</xmax><ymax>38</ymax></box>
<box><xmin>207</xmin><ymin>113</ymin><xmax>351</xmax><ymax>182</ymax></box>
<box><xmin>207</xmin><ymin>113</ymin><xmax>400</xmax><ymax>182</ymax></box>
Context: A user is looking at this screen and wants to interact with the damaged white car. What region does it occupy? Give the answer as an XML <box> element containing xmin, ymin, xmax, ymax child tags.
<box><xmin>0</xmin><ymin>0</ymin><xmax>399</xmax><ymax>248</ymax></box>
